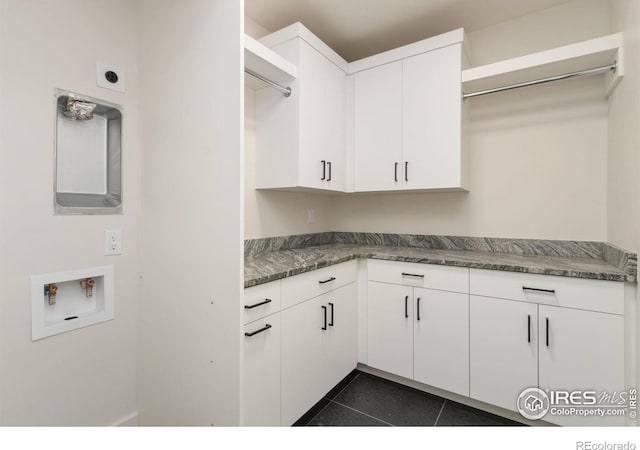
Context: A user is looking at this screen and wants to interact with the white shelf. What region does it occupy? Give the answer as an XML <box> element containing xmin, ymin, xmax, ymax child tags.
<box><xmin>244</xmin><ymin>34</ymin><xmax>297</xmax><ymax>91</ymax></box>
<box><xmin>462</xmin><ymin>33</ymin><xmax>624</xmax><ymax>98</ymax></box>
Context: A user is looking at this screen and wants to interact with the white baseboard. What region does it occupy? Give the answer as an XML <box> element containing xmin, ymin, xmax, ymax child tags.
<box><xmin>112</xmin><ymin>412</ymin><xmax>138</xmax><ymax>427</ymax></box>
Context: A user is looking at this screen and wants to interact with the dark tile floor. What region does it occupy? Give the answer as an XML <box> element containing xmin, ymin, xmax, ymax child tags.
<box><xmin>295</xmin><ymin>370</ymin><xmax>525</xmax><ymax>427</ymax></box>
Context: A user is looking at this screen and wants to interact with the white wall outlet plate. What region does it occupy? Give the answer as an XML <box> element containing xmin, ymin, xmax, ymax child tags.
<box><xmin>104</xmin><ymin>229</ymin><xmax>122</xmax><ymax>255</ymax></box>
<box><xmin>97</xmin><ymin>62</ymin><xmax>126</xmax><ymax>92</ymax></box>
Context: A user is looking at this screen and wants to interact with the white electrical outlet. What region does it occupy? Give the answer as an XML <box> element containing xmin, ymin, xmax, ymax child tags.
<box><xmin>104</xmin><ymin>229</ymin><xmax>122</xmax><ymax>255</ymax></box>
<box><xmin>308</xmin><ymin>209</ymin><xmax>316</xmax><ymax>224</ymax></box>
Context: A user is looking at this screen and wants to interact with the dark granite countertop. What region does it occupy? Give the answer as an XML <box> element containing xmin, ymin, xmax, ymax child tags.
<box><xmin>244</xmin><ymin>243</ymin><xmax>634</xmax><ymax>288</ymax></box>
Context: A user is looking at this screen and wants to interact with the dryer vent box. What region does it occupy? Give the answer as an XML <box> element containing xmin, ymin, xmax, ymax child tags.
<box><xmin>54</xmin><ymin>89</ymin><xmax>122</xmax><ymax>215</ymax></box>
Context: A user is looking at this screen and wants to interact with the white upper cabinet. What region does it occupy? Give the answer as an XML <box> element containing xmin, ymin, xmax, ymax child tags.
<box><xmin>255</xmin><ymin>24</ymin><xmax>348</xmax><ymax>192</ymax></box>
<box><xmin>350</xmin><ymin>30</ymin><xmax>468</xmax><ymax>193</ymax></box>
<box><xmin>403</xmin><ymin>44</ymin><xmax>467</xmax><ymax>190</ymax></box>
<box><xmin>353</xmin><ymin>61</ymin><xmax>403</xmax><ymax>192</ymax></box>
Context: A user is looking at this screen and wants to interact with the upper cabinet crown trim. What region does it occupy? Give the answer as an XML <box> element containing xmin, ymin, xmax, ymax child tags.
<box><xmin>348</xmin><ymin>28</ymin><xmax>467</xmax><ymax>75</ymax></box>
<box><xmin>259</xmin><ymin>22</ymin><xmax>349</xmax><ymax>73</ymax></box>
<box><xmin>462</xmin><ymin>33</ymin><xmax>624</xmax><ymax>98</ymax></box>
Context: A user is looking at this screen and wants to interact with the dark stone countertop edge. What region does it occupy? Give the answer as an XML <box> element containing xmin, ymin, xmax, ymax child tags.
<box><xmin>244</xmin><ymin>252</ymin><xmax>632</xmax><ymax>289</ymax></box>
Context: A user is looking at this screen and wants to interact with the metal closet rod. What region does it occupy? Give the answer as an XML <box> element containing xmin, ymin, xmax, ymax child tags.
<box><xmin>244</xmin><ymin>68</ymin><xmax>292</xmax><ymax>97</ymax></box>
<box><xmin>462</xmin><ymin>63</ymin><xmax>617</xmax><ymax>100</ymax></box>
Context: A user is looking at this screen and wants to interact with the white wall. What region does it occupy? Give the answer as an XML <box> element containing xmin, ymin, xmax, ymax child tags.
<box><xmin>244</xmin><ymin>89</ymin><xmax>335</xmax><ymax>239</ymax></box>
<box><xmin>469</xmin><ymin>0</ymin><xmax>611</xmax><ymax>65</ymax></box>
<box><xmin>330</xmin><ymin>0</ymin><xmax>611</xmax><ymax>241</ymax></box>
<box><xmin>137</xmin><ymin>0</ymin><xmax>244</xmax><ymax>425</ymax></box>
<box><xmin>608</xmin><ymin>0</ymin><xmax>640</xmax><ymax>253</ymax></box>
<box><xmin>0</xmin><ymin>0</ymin><xmax>138</xmax><ymax>425</ymax></box>
<box><xmin>609</xmin><ymin>0</ymin><xmax>640</xmax><ymax>391</ymax></box>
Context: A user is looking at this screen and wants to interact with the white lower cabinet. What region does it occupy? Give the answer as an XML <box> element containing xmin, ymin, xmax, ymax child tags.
<box><xmin>367</xmin><ymin>281</ymin><xmax>414</xmax><ymax>378</ymax></box>
<box><xmin>242</xmin><ymin>261</ymin><xmax>358</xmax><ymax>426</ymax></box>
<box><xmin>539</xmin><ymin>305</ymin><xmax>624</xmax><ymax>426</ymax></box>
<box><xmin>469</xmin><ymin>268</ymin><xmax>627</xmax><ymax>426</ymax></box>
<box><xmin>469</xmin><ymin>295</ymin><xmax>538</xmax><ymax>411</ymax></box>
<box><xmin>281</xmin><ymin>282</ymin><xmax>358</xmax><ymax>425</ymax></box>
<box><xmin>243</xmin><ymin>314</ymin><xmax>281</xmax><ymax>426</ymax></box>
<box><xmin>243</xmin><ymin>261</ymin><xmax>630</xmax><ymax>427</ymax></box>
<box><xmin>414</xmin><ymin>287</ymin><xmax>469</xmax><ymax>396</ymax></box>
<box><xmin>366</xmin><ymin>260</ymin><xmax>470</xmax><ymax>396</ymax></box>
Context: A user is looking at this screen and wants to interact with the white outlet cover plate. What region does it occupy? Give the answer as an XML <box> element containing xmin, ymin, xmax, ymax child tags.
<box><xmin>97</xmin><ymin>62</ymin><xmax>126</xmax><ymax>92</ymax></box>
<box><xmin>104</xmin><ymin>229</ymin><xmax>122</xmax><ymax>255</ymax></box>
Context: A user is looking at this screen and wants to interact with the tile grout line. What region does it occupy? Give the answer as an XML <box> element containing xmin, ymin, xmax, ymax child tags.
<box><xmin>329</xmin><ymin>399</ymin><xmax>395</xmax><ymax>427</ymax></box>
<box><xmin>327</xmin><ymin>372</ymin><xmax>362</xmax><ymax>401</ymax></box>
<box><xmin>433</xmin><ymin>400</ymin><xmax>447</xmax><ymax>427</ymax></box>
<box><xmin>306</xmin><ymin>372</ymin><xmax>362</xmax><ymax>426</ymax></box>
<box><xmin>305</xmin><ymin>400</ymin><xmax>334</xmax><ymax>426</ymax></box>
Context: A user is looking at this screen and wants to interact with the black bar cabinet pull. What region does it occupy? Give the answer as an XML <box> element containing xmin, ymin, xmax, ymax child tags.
<box><xmin>546</xmin><ymin>318</ymin><xmax>549</xmax><ymax>347</ymax></box>
<box><xmin>327</xmin><ymin>161</ymin><xmax>332</xmax><ymax>181</ymax></box>
<box><xmin>416</xmin><ymin>297</ymin><xmax>421</xmax><ymax>321</ymax></box>
<box><xmin>244</xmin><ymin>298</ymin><xmax>272</xmax><ymax>309</ymax></box>
<box><xmin>402</xmin><ymin>272</ymin><xmax>424</xmax><ymax>278</ymax></box>
<box><xmin>321</xmin><ymin>160</ymin><xmax>326</xmax><ymax>180</ymax></box>
<box><xmin>328</xmin><ymin>302</ymin><xmax>334</xmax><ymax>326</ymax></box>
<box><xmin>244</xmin><ymin>324</ymin><xmax>272</xmax><ymax>337</ymax></box>
<box><xmin>527</xmin><ymin>315</ymin><xmax>531</xmax><ymax>343</ymax></box>
<box><xmin>394</xmin><ymin>162</ymin><xmax>398</xmax><ymax>182</ymax></box>
<box><xmin>404</xmin><ymin>296</ymin><xmax>409</xmax><ymax>319</ymax></box>
<box><xmin>523</xmin><ymin>286</ymin><xmax>556</xmax><ymax>294</ymax></box>
<box><xmin>405</xmin><ymin>161</ymin><xmax>408</xmax><ymax>182</ymax></box>
<box><xmin>319</xmin><ymin>277</ymin><xmax>336</xmax><ymax>284</ymax></box>
<box><xmin>321</xmin><ymin>305</ymin><xmax>327</xmax><ymax>330</ymax></box>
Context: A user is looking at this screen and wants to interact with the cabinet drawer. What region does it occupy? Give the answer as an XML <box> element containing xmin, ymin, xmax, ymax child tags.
<box><xmin>244</xmin><ymin>280</ymin><xmax>281</xmax><ymax>324</ymax></box>
<box><xmin>243</xmin><ymin>314</ymin><xmax>281</xmax><ymax>426</ymax></box>
<box><xmin>281</xmin><ymin>260</ymin><xmax>357</xmax><ymax>309</ymax></box>
<box><xmin>469</xmin><ymin>269</ymin><xmax>624</xmax><ymax>315</ymax></box>
<box><xmin>367</xmin><ymin>259</ymin><xmax>468</xmax><ymax>293</ymax></box>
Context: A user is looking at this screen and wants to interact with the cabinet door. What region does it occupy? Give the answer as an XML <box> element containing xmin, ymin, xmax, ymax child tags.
<box><xmin>353</xmin><ymin>62</ymin><xmax>402</xmax><ymax>192</ymax></box>
<box><xmin>298</xmin><ymin>40</ymin><xmax>346</xmax><ymax>191</ymax></box>
<box><xmin>413</xmin><ymin>288</ymin><xmax>469</xmax><ymax>396</ymax></box>
<box><xmin>280</xmin><ymin>295</ymin><xmax>328</xmax><ymax>425</ymax></box>
<box><xmin>367</xmin><ymin>281</ymin><xmax>413</xmax><ymax>379</ymax></box>
<box><xmin>323</xmin><ymin>283</ymin><xmax>358</xmax><ymax>391</ymax></box>
<box><xmin>539</xmin><ymin>305</ymin><xmax>625</xmax><ymax>426</ymax></box>
<box><xmin>243</xmin><ymin>315</ymin><xmax>281</xmax><ymax>426</ymax></box>
<box><xmin>402</xmin><ymin>44</ymin><xmax>464</xmax><ymax>190</ymax></box>
<box><xmin>470</xmin><ymin>295</ymin><xmax>538</xmax><ymax>412</ymax></box>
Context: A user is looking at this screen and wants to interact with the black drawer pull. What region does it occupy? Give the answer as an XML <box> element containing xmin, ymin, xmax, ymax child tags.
<box><xmin>404</xmin><ymin>296</ymin><xmax>409</xmax><ymax>319</ymax></box>
<box><xmin>319</xmin><ymin>277</ymin><xmax>336</xmax><ymax>284</ymax></box>
<box><xmin>321</xmin><ymin>160</ymin><xmax>326</xmax><ymax>180</ymax></box>
<box><xmin>322</xmin><ymin>305</ymin><xmax>328</xmax><ymax>330</ymax></box>
<box><xmin>328</xmin><ymin>302</ymin><xmax>334</xmax><ymax>326</ymax></box>
<box><xmin>327</xmin><ymin>161</ymin><xmax>332</xmax><ymax>181</ymax></box>
<box><xmin>244</xmin><ymin>324</ymin><xmax>272</xmax><ymax>337</ymax></box>
<box><xmin>244</xmin><ymin>298</ymin><xmax>272</xmax><ymax>309</ymax></box>
<box><xmin>394</xmin><ymin>162</ymin><xmax>398</xmax><ymax>182</ymax></box>
<box><xmin>416</xmin><ymin>297</ymin><xmax>421</xmax><ymax>321</ymax></box>
<box><xmin>405</xmin><ymin>161</ymin><xmax>408</xmax><ymax>182</ymax></box>
<box><xmin>402</xmin><ymin>272</ymin><xmax>424</xmax><ymax>278</ymax></box>
<box><xmin>523</xmin><ymin>286</ymin><xmax>555</xmax><ymax>294</ymax></box>
<box><xmin>527</xmin><ymin>315</ymin><xmax>531</xmax><ymax>343</ymax></box>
